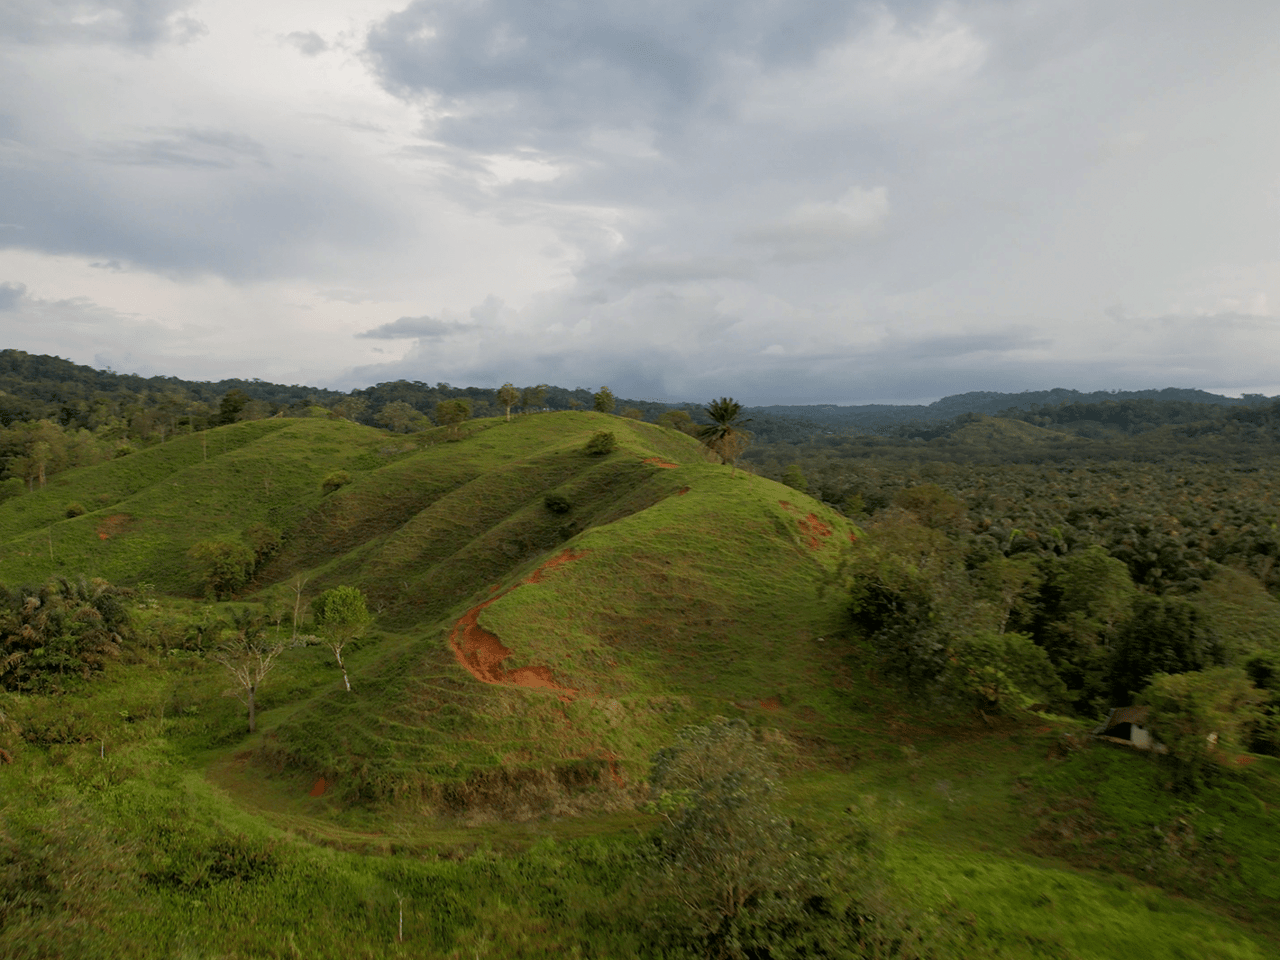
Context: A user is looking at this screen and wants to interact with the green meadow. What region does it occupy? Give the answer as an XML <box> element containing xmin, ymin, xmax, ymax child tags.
<box><xmin>2</xmin><ymin>412</ymin><xmax>1278</xmax><ymax>958</ymax></box>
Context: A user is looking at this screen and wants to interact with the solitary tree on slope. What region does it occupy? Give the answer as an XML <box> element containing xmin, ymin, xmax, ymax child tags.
<box><xmin>700</xmin><ymin>397</ymin><xmax>751</xmax><ymax>476</ymax></box>
<box><xmin>311</xmin><ymin>585</ymin><xmax>371</xmax><ymax>693</ymax></box>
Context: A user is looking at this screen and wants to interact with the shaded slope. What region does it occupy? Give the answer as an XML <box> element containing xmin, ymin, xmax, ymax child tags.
<box><xmin>264</xmin><ymin>429</ymin><xmax>860</xmax><ymax>815</ymax></box>
<box><xmin>0</xmin><ymin>418</ymin><xmax>409</xmax><ymax>593</ymax></box>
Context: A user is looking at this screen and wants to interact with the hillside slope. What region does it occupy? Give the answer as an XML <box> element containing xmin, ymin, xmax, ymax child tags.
<box><xmin>0</xmin><ymin>412</ymin><xmax>860</xmax><ymax>813</ymax></box>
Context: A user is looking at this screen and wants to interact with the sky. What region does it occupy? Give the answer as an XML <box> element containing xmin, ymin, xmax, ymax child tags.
<box><xmin>1</xmin><ymin>0</ymin><xmax>1278</xmax><ymax>405</ymax></box>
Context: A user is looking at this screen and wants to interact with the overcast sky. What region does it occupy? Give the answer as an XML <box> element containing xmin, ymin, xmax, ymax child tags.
<box><xmin>1</xmin><ymin>0</ymin><xmax>1278</xmax><ymax>404</ymax></box>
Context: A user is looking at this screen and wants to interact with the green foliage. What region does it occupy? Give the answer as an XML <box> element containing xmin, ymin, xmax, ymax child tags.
<box><xmin>543</xmin><ymin>492</ymin><xmax>572</xmax><ymax>514</ymax></box>
<box><xmin>434</xmin><ymin>398</ymin><xmax>472</xmax><ymax>437</ymax></box>
<box><xmin>945</xmin><ymin>630</ymin><xmax>1068</xmax><ymax>713</ymax></box>
<box><xmin>64</xmin><ymin>501</ymin><xmax>85</xmax><ymax>518</ymax></box>
<box><xmin>585</xmin><ymin>430</ymin><xmax>617</xmax><ymax>455</ymax></box>
<box><xmin>644</xmin><ymin>718</ymin><xmax>810</xmax><ymax>957</ymax></box>
<box><xmin>1142</xmin><ymin>667</ymin><xmax>1269</xmax><ymax>782</ymax></box>
<box><xmin>321</xmin><ymin>468</ymin><xmax>352</xmax><ymax>493</ymax></box>
<box><xmin>700</xmin><ymin>398</ymin><xmax>751</xmax><ymax>470</ymax></box>
<box><xmin>593</xmin><ymin>386</ymin><xmax>616</xmax><ymax>414</ymax></box>
<box><xmin>620</xmin><ymin>407</ymin><xmax>644</xmax><ymax>420</ymax></box>
<box><xmin>658</xmin><ymin>409</ymin><xmax>698</xmax><ymax>435</ymax></box>
<box><xmin>188</xmin><ymin>539</ymin><xmax>256</xmax><ymax>600</ymax></box>
<box><xmin>0</xmin><ymin>577</ymin><xmax>131</xmax><ymax>691</ymax></box>
<box><xmin>311</xmin><ymin>585</ymin><xmax>371</xmax><ymax>637</ymax></box>
<box><xmin>1110</xmin><ymin>596</ymin><xmax>1220</xmax><ymax>702</ymax></box>
<box><xmin>519</xmin><ymin>383</ymin><xmax>549</xmax><ymax>412</ymax></box>
<box><xmin>780</xmin><ymin>463</ymin><xmax>808</xmax><ymax>492</ymax></box>
<box><xmin>373</xmin><ymin>400</ymin><xmax>423</xmax><ymax>433</ymax></box>
<box><xmin>497</xmin><ymin>382</ymin><xmax>520</xmax><ymax>420</ymax></box>
<box><xmin>893</xmin><ymin>483</ymin><xmax>965</xmax><ymax>530</ymax></box>
<box><xmin>217</xmin><ymin>388</ymin><xmax>249</xmax><ymax>425</ymax></box>
<box><xmin>0</xmin><ymin>477</ymin><xmax>22</xmax><ymax>505</ymax></box>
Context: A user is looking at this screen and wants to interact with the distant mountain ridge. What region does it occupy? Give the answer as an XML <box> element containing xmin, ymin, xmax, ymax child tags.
<box><xmin>2</xmin><ymin>348</ymin><xmax>1274</xmax><ymax>441</ymax></box>
<box><xmin>747</xmin><ymin>387</ymin><xmax>1278</xmax><ymax>437</ymax></box>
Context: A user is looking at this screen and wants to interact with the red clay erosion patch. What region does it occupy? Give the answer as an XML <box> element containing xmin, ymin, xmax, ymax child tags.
<box><xmin>309</xmin><ymin>776</ymin><xmax>327</xmax><ymax>797</ymax></box>
<box><xmin>96</xmin><ymin>514</ymin><xmax>132</xmax><ymax>540</ymax></box>
<box><xmin>448</xmin><ymin>549</ymin><xmax>584</xmax><ymax>697</ymax></box>
<box><xmin>524</xmin><ymin>548</ymin><xmax>585</xmax><ymax>585</ymax></box>
<box><xmin>642</xmin><ymin>456</ymin><xmax>679</xmax><ymax>468</ymax></box>
<box><xmin>778</xmin><ymin>500</ymin><xmax>834</xmax><ymax>550</ymax></box>
<box><xmin>759</xmin><ymin>696</ymin><xmax>781</xmax><ymax>711</ymax></box>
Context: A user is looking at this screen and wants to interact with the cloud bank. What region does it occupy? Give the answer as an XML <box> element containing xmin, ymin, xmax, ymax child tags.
<box><xmin>1</xmin><ymin>0</ymin><xmax>1278</xmax><ymax>402</ymax></box>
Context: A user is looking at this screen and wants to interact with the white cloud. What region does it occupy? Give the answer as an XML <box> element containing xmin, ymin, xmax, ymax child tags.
<box><xmin>738</xmin><ymin>186</ymin><xmax>890</xmax><ymax>262</ymax></box>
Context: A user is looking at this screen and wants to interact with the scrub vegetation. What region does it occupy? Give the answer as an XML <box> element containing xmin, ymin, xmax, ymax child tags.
<box><xmin>1</xmin><ymin>356</ymin><xmax>1279</xmax><ymax>957</ymax></box>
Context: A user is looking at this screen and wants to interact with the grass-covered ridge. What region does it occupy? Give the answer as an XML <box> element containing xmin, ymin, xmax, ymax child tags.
<box><xmin>0</xmin><ymin>412</ymin><xmax>858</xmax><ymax>809</ymax></box>
<box><xmin>4</xmin><ymin>408</ymin><xmax>1280</xmax><ymax>958</ymax></box>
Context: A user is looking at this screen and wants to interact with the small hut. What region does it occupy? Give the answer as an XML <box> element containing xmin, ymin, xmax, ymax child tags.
<box><xmin>1092</xmin><ymin>706</ymin><xmax>1165</xmax><ymax>752</ymax></box>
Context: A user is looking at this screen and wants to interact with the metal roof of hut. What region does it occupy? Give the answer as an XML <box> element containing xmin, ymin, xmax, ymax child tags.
<box><xmin>1092</xmin><ymin>705</ymin><xmax>1164</xmax><ymax>752</ymax></box>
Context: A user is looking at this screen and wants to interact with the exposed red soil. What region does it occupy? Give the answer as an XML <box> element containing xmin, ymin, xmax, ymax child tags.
<box><xmin>0</xmin><ymin>747</ymin><xmax>12</xmax><ymax>765</ymax></box>
<box><xmin>778</xmin><ymin>501</ymin><xmax>834</xmax><ymax>551</ymax></box>
<box><xmin>759</xmin><ymin>696</ymin><xmax>781</xmax><ymax>711</ymax></box>
<box><xmin>96</xmin><ymin>514</ymin><xmax>132</xmax><ymax>541</ymax></box>
<box><xmin>1236</xmin><ymin>755</ymin><xmax>1258</xmax><ymax>766</ymax></box>
<box><xmin>524</xmin><ymin>548</ymin><xmax>585</xmax><ymax>584</ymax></box>
<box><xmin>448</xmin><ymin>550</ymin><xmax>584</xmax><ymax>698</ymax></box>
<box><xmin>799</xmin><ymin>513</ymin><xmax>833</xmax><ymax>550</ymax></box>
<box><xmin>309</xmin><ymin>776</ymin><xmax>327</xmax><ymax>797</ymax></box>
<box><xmin>848</xmin><ymin>532</ymin><xmax>858</xmax><ymax>543</ymax></box>
<box><xmin>677</xmin><ymin>486</ymin><xmax>690</xmax><ymax>495</ymax></box>
<box><xmin>642</xmin><ymin>457</ymin><xmax>679</xmax><ymax>468</ymax></box>
<box><xmin>593</xmin><ymin>750</ymin><xmax>626</xmax><ymax>787</ymax></box>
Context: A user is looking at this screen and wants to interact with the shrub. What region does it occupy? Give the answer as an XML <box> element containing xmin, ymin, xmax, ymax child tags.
<box><xmin>188</xmin><ymin>539</ymin><xmax>256</xmax><ymax>600</ymax></box>
<box><xmin>0</xmin><ymin>477</ymin><xmax>23</xmax><ymax>504</ymax></box>
<box><xmin>244</xmin><ymin>523</ymin><xmax>282</xmax><ymax>565</ymax></box>
<box><xmin>64</xmin><ymin>502</ymin><xmax>86</xmax><ymax>518</ymax></box>
<box><xmin>544</xmin><ymin>492</ymin><xmax>572</xmax><ymax>514</ymax></box>
<box><xmin>321</xmin><ymin>470</ymin><xmax>352</xmax><ymax>494</ymax></box>
<box><xmin>585</xmin><ymin>431</ymin><xmax>617</xmax><ymax>455</ymax></box>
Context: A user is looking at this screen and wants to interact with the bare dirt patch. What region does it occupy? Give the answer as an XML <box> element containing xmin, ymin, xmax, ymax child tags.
<box><xmin>778</xmin><ymin>501</ymin><xmax>834</xmax><ymax>551</ymax></box>
<box><xmin>309</xmin><ymin>776</ymin><xmax>328</xmax><ymax>797</ymax></box>
<box><xmin>448</xmin><ymin>551</ymin><xmax>583</xmax><ymax>698</ymax></box>
<box><xmin>96</xmin><ymin>514</ymin><xmax>133</xmax><ymax>540</ymax></box>
<box><xmin>642</xmin><ymin>457</ymin><xmax>679</xmax><ymax>468</ymax></box>
<box><xmin>759</xmin><ymin>696</ymin><xmax>781</xmax><ymax>711</ymax></box>
<box><xmin>524</xmin><ymin>548</ymin><xmax>585</xmax><ymax>585</ymax></box>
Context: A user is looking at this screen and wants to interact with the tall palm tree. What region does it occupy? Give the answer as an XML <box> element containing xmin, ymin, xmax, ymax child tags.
<box><xmin>699</xmin><ymin>397</ymin><xmax>751</xmax><ymax>475</ymax></box>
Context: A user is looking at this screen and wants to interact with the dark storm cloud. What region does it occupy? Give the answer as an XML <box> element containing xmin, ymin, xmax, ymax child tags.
<box><xmin>356</xmin><ymin>316</ymin><xmax>475</xmax><ymax>339</ymax></box>
<box><xmin>0</xmin><ymin>0</ymin><xmax>204</xmax><ymax>46</ymax></box>
<box><xmin>365</xmin><ymin>0</ymin><xmax>876</xmax><ymax>149</ymax></box>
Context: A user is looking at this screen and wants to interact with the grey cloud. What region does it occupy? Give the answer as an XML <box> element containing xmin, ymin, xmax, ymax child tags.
<box><xmin>738</xmin><ymin>186</ymin><xmax>890</xmax><ymax>262</ymax></box>
<box><xmin>0</xmin><ymin>0</ymin><xmax>204</xmax><ymax>46</ymax></box>
<box><xmin>0</xmin><ymin>131</ymin><xmax>406</xmax><ymax>280</ymax></box>
<box><xmin>0</xmin><ymin>282</ymin><xmax>27</xmax><ymax>310</ymax></box>
<box><xmin>609</xmin><ymin>256</ymin><xmax>756</xmax><ymax>286</ymax></box>
<box><xmin>95</xmin><ymin>128</ymin><xmax>269</xmax><ymax>169</ymax></box>
<box><xmin>365</xmin><ymin>0</ymin><xmax>867</xmax><ymax>149</ymax></box>
<box><xmin>356</xmin><ymin>316</ymin><xmax>475</xmax><ymax>339</ymax></box>
<box><xmin>283</xmin><ymin>31</ymin><xmax>328</xmax><ymax>56</ymax></box>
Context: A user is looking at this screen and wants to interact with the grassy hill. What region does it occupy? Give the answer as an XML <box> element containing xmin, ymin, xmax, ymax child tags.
<box><xmin>0</xmin><ymin>411</ymin><xmax>859</xmax><ymax>810</ymax></box>
<box><xmin>4</xmin><ymin>410</ymin><xmax>1280</xmax><ymax>958</ymax></box>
